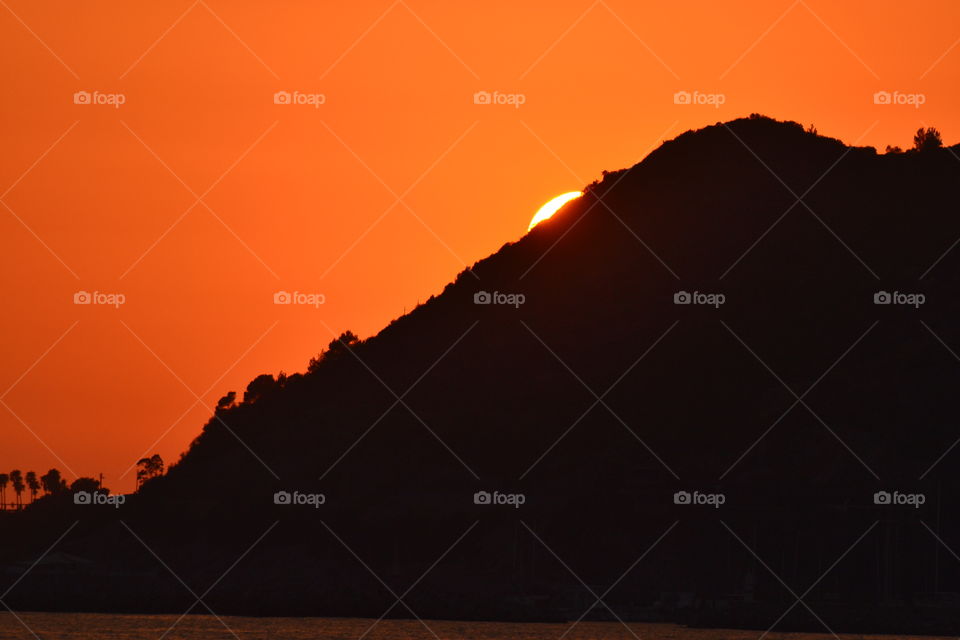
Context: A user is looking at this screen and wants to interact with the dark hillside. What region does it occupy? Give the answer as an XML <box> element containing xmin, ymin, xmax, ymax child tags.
<box><xmin>4</xmin><ymin>116</ymin><xmax>960</xmax><ymax>634</ymax></box>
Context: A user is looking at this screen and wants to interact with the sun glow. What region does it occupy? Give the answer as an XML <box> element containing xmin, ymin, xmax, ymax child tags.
<box><xmin>528</xmin><ymin>191</ymin><xmax>583</xmax><ymax>231</ymax></box>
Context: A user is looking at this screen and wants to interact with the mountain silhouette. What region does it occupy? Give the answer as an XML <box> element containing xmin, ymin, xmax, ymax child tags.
<box><xmin>4</xmin><ymin>115</ymin><xmax>960</xmax><ymax>634</ymax></box>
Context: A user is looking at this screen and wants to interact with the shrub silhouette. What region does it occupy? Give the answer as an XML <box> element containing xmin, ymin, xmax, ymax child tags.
<box><xmin>40</xmin><ymin>468</ymin><xmax>66</xmax><ymax>495</ymax></box>
<box><xmin>308</xmin><ymin>330</ymin><xmax>361</xmax><ymax>372</ymax></box>
<box><xmin>135</xmin><ymin>454</ymin><xmax>164</xmax><ymax>490</ymax></box>
<box><xmin>216</xmin><ymin>390</ymin><xmax>237</xmax><ymax>411</ymax></box>
<box><xmin>243</xmin><ymin>374</ymin><xmax>277</xmax><ymax>404</ymax></box>
<box><xmin>70</xmin><ymin>477</ymin><xmax>102</xmax><ymax>494</ymax></box>
<box><xmin>914</xmin><ymin>126</ymin><xmax>943</xmax><ymax>151</ymax></box>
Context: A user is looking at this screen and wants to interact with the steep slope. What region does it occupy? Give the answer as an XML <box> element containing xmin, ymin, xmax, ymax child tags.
<box><xmin>5</xmin><ymin>116</ymin><xmax>960</xmax><ymax>633</ymax></box>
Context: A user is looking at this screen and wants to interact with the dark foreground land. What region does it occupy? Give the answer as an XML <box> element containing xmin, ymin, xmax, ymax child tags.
<box><xmin>3</xmin><ymin>116</ymin><xmax>960</xmax><ymax>635</ymax></box>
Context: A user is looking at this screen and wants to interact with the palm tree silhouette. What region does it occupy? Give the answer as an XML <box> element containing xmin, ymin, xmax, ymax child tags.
<box><xmin>25</xmin><ymin>471</ymin><xmax>39</xmax><ymax>503</ymax></box>
<box><xmin>10</xmin><ymin>470</ymin><xmax>24</xmax><ymax>510</ymax></box>
<box><xmin>0</xmin><ymin>473</ymin><xmax>8</xmax><ymax>510</ymax></box>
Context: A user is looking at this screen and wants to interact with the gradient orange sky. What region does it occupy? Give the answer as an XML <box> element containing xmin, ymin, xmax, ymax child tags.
<box><xmin>1</xmin><ymin>0</ymin><xmax>958</xmax><ymax>493</ymax></box>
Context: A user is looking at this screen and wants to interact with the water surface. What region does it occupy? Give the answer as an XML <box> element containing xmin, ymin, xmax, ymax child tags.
<box><xmin>0</xmin><ymin>615</ymin><xmax>949</xmax><ymax>640</ymax></box>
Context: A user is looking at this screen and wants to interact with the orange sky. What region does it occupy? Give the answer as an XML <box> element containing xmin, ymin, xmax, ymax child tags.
<box><xmin>1</xmin><ymin>0</ymin><xmax>958</xmax><ymax>493</ymax></box>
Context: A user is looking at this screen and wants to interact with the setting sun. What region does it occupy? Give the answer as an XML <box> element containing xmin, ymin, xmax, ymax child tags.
<box><xmin>528</xmin><ymin>191</ymin><xmax>583</xmax><ymax>231</ymax></box>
